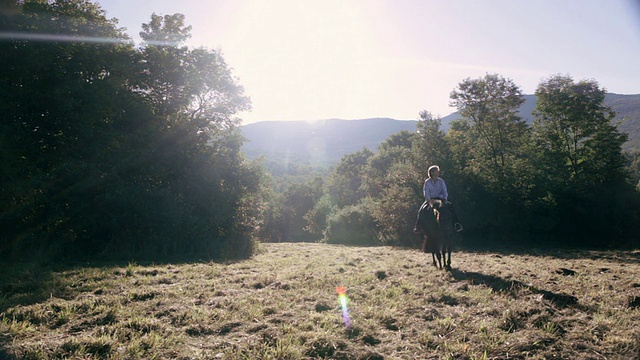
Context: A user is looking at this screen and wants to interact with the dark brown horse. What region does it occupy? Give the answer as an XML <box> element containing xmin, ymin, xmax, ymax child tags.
<box><xmin>416</xmin><ymin>200</ymin><xmax>453</xmax><ymax>270</ymax></box>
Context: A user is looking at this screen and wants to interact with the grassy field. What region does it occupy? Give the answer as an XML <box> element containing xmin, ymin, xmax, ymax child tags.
<box><xmin>1</xmin><ymin>242</ymin><xmax>639</xmax><ymax>359</ymax></box>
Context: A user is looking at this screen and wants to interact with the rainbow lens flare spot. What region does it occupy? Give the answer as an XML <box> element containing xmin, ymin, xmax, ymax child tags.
<box><xmin>336</xmin><ymin>286</ymin><xmax>351</xmax><ymax>327</ymax></box>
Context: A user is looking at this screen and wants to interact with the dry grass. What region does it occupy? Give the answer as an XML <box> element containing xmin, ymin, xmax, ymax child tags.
<box><xmin>1</xmin><ymin>243</ymin><xmax>639</xmax><ymax>359</ymax></box>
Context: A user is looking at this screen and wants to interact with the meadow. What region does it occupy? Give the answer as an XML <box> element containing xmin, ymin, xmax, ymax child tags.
<box><xmin>1</xmin><ymin>243</ymin><xmax>639</xmax><ymax>359</ymax></box>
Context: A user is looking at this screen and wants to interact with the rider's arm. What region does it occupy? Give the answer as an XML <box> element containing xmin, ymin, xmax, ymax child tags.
<box><xmin>441</xmin><ymin>178</ymin><xmax>448</xmax><ymax>201</ymax></box>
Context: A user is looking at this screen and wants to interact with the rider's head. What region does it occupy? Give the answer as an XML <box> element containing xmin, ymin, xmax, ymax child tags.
<box><xmin>428</xmin><ymin>165</ymin><xmax>440</xmax><ymax>178</ymax></box>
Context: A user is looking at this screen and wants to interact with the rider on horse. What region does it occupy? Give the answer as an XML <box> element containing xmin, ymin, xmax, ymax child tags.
<box><xmin>413</xmin><ymin>165</ymin><xmax>463</xmax><ymax>233</ymax></box>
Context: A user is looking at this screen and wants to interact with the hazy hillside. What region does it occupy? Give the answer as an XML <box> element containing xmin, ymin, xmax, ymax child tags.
<box><xmin>241</xmin><ymin>118</ymin><xmax>417</xmax><ymax>165</ymax></box>
<box><xmin>442</xmin><ymin>93</ymin><xmax>640</xmax><ymax>152</ymax></box>
<box><xmin>606</xmin><ymin>94</ymin><xmax>640</xmax><ymax>152</ymax></box>
<box><xmin>242</xmin><ymin>93</ymin><xmax>640</xmax><ymax>167</ymax></box>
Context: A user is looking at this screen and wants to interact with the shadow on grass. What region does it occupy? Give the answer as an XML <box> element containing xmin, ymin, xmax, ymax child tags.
<box><xmin>0</xmin><ymin>263</ymin><xmax>63</xmax><ymax>314</ymax></box>
<box><xmin>455</xmin><ymin>236</ymin><xmax>640</xmax><ymax>265</ymax></box>
<box><xmin>0</xmin><ymin>254</ymin><xmax>242</xmax><ymax>314</ymax></box>
<box><xmin>449</xmin><ymin>268</ymin><xmax>580</xmax><ymax>308</ymax></box>
<box><xmin>0</xmin><ymin>347</ymin><xmax>11</xmax><ymax>360</ymax></box>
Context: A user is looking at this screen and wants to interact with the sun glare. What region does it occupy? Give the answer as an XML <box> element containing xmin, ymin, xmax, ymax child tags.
<box><xmin>220</xmin><ymin>0</ymin><xmax>386</xmax><ymax>121</ymax></box>
<box><xmin>85</xmin><ymin>0</ymin><xmax>640</xmax><ymax>124</ymax></box>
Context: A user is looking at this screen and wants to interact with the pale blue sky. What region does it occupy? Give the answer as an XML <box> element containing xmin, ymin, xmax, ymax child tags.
<box><xmin>97</xmin><ymin>0</ymin><xmax>640</xmax><ymax>124</ymax></box>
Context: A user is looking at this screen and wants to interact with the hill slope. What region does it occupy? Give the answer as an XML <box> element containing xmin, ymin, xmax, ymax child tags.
<box><xmin>242</xmin><ymin>93</ymin><xmax>640</xmax><ymax>166</ymax></box>
<box><xmin>241</xmin><ymin>118</ymin><xmax>417</xmax><ymax>165</ymax></box>
<box><xmin>442</xmin><ymin>93</ymin><xmax>640</xmax><ymax>152</ymax></box>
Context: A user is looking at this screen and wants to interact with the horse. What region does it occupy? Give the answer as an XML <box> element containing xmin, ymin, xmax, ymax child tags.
<box><xmin>416</xmin><ymin>199</ymin><xmax>454</xmax><ymax>270</ymax></box>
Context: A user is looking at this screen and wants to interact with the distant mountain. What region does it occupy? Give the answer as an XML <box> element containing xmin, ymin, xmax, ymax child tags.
<box><xmin>440</xmin><ymin>94</ymin><xmax>537</xmax><ymax>130</ymax></box>
<box><xmin>241</xmin><ymin>118</ymin><xmax>417</xmax><ymax>165</ymax></box>
<box><xmin>242</xmin><ymin>93</ymin><xmax>640</xmax><ymax>167</ymax></box>
<box><xmin>441</xmin><ymin>93</ymin><xmax>640</xmax><ymax>152</ymax></box>
<box><xmin>605</xmin><ymin>94</ymin><xmax>640</xmax><ymax>152</ymax></box>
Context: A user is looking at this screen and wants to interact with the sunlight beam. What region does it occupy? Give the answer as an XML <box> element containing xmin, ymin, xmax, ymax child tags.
<box><xmin>0</xmin><ymin>32</ymin><xmax>178</xmax><ymax>46</ymax></box>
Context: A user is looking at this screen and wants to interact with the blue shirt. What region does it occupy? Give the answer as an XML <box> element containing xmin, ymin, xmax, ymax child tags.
<box><xmin>423</xmin><ymin>177</ymin><xmax>448</xmax><ymax>201</ymax></box>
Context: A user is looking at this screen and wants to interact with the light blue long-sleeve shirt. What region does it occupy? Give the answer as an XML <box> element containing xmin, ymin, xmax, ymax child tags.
<box><xmin>423</xmin><ymin>177</ymin><xmax>448</xmax><ymax>201</ymax></box>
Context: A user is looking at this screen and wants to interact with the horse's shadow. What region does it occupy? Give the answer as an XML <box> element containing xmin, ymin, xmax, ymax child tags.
<box><xmin>449</xmin><ymin>268</ymin><xmax>580</xmax><ymax>309</ymax></box>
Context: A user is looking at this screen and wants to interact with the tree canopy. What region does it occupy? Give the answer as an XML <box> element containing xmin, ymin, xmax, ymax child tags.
<box><xmin>0</xmin><ymin>0</ymin><xmax>264</xmax><ymax>262</ymax></box>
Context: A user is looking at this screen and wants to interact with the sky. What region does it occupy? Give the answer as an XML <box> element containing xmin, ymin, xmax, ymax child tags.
<box><xmin>96</xmin><ymin>0</ymin><xmax>640</xmax><ymax>124</ymax></box>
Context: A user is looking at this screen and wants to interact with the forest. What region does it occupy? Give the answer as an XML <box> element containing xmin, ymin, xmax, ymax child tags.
<box><xmin>1</xmin><ymin>0</ymin><xmax>639</xmax><ymax>264</ymax></box>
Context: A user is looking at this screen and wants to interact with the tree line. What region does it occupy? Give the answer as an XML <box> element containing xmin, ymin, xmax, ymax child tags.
<box><xmin>0</xmin><ymin>0</ymin><xmax>271</xmax><ymax>262</ymax></box>
<box><xmin>2</xmin><ymin>1</ymin><xmax>638</xmax><ymax>264</ymax></box>
<box><xmin>266</xmin><ymin>74</ymin><xmax>640</xmax><ymax>249</ymax></box>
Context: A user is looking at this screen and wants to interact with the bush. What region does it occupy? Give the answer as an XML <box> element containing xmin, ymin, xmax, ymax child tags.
<box><xmin>323</xmin><ymin>199</ymin><xmax>380</xmax><ymax>245</ymax></box>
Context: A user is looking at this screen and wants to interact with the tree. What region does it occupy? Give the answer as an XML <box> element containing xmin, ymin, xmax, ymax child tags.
<box><xmin>449</xmin><ymin>74</ymin><xmax>529</xmax><ymax>198</ymax></box>
<box><xmin>369</xmin><ymin>161</ymin><xmax>420</xmax><ymax>245</ymax></box>
<box><xmin>326</xmin><ymin>148</ymin><xmax>373</xmax><ymax>208</ymax></box>
<box><xmin>531</xmin><ymin>75</ymin><xmax>635</xmax><ymax>244</ymax></box>
<box><xmin>360</xmin><ymin>131</ymin><xmax>420</xmax><ymax>245</ymax></box>
<box><xmin>115</xmin><ymin>10</ymin><xmax>254</xmax><ymax>259</ymax></box>
<box><xmin>413</xmin><ymin>111</ymin><xmax>451</xmax><ymax>172</ymax></box>
<box><xmin>140</xmin><ymin>13</ymin><xmax>192</xmax><ymax>46</ymax></box>
<box><xmin>0</xmin><ymin>0</ymin><xmax>260</xmax><ymax>261</ymax></box>
<box><xmin>136</xmin><ymin>13</ymin><xmax>192</xmax><ymax>117</ymax></box>
<box><xmin>533</xmin><ymin>75</ymin><xmax>627</xmax><ymax>188</ymax></box>
<box><xmin>362</xmin><ymin>130</ymin><xmax>417</xmax><ymax>197</ymax></box>
<box><xmin>269</xmin><ymin>177</ymin><xmax>324</xmax><ymax>242</ymax></box>
<box><xmin>0</xmin><ymin>0</ymin><xmax>140</xmax><ymax>258</ymax></box>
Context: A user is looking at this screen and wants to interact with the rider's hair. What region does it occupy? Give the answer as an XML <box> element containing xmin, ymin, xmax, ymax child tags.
<box><xmin>428</xmin><ymin>165</ymin><xmax>440</xmax><ymax>177</ymax></box>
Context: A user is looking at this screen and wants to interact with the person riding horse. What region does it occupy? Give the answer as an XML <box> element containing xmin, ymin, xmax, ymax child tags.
<box><xmin>413</xmin><ymin>165</ymin><xmax>463</xmax><ymax>234</ymax></box>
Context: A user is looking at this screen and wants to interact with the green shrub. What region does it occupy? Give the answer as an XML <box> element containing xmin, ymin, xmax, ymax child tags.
<box><xmin>323</xmin><ymin>199</ymin><xmax>380</xmax><ymax>245</ymax></box>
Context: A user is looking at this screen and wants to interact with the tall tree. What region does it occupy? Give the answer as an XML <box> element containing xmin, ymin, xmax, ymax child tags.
<box><xmin>0</xmin><ymin>1</ymin><xmax>259</xmax><ymax>261</ymax></box>
<box><xmin>136</xmin><ymin>13</ymin><xmax>192</xmax><ymax>117</ymax></box>
<box><xmin>533</xmin><ymin>75</ymin><xmax>627</xmax><ymax>188</ymax></box>
<box><xmin>120</xmin><ymin>11</ymin><xmax>253</xmax><ymax>259</ymax></box>
<box><xmin>532</xmin><ymin>75</ymin><xmax>634</xmax><ymax>244</ymax></box>
<box><xmin>449</xmin><ymin>74</ymin><xmax>528</xmax><ymax>198</ymax></box>
<box><xmin>364</xmin><ymin>132</ymin><xmax>421</xmax><ymax>245</ymax></box>
<box><xmin>0</xmin><ymin>0</ymin><xmax>139</xmax><ymax>258</ymax></box>
<box><xmin>412</xmin><ymin>111</ymin><xmax>461</xmax><ymax>202</ymax></box>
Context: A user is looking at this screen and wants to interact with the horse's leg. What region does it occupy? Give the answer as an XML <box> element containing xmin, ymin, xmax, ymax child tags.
<box><xmin>445</xmin><ymin>248</ymin><xmax>451</xmax><ymax>270</ymax></box>
<box><xmin>431</xmin><ymin>253</ymin><xmax>438</xmax><ymax>268</ymax></box>
<box><xmin>446</xmin><ymin>235</ymin><xmax>453</xmax><ymax>270</ymax></box>
<box><xmin>435</xmin><ymin>251</ymin><xmax>443</xmax><ymax>270</ymax></box>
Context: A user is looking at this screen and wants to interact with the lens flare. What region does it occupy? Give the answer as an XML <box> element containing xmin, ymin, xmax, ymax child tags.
<box><xmin>0</xmin><ymin>32</ymin><xmax>179</xmax><ymax>47</ymax></box>
<box><xmin>336</xmin><ymin>286</ymin><xmax>350</xmax><ymax>327</ymax></box>
<box><xmin>0</xmin><ymin>32</ymin><xmax>129</xmax><ymax>44</ymax></box>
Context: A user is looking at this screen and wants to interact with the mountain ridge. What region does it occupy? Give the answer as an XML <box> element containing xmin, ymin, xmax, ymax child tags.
<box><xmin>242</xmin><ymin>93</ymin><xmax>640</xmax><ymax>165</ymax></box>
<box><xmin>241</xmin><ymin>118</ymin><xmax>418</xmax><ymax>165</ymax></box>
